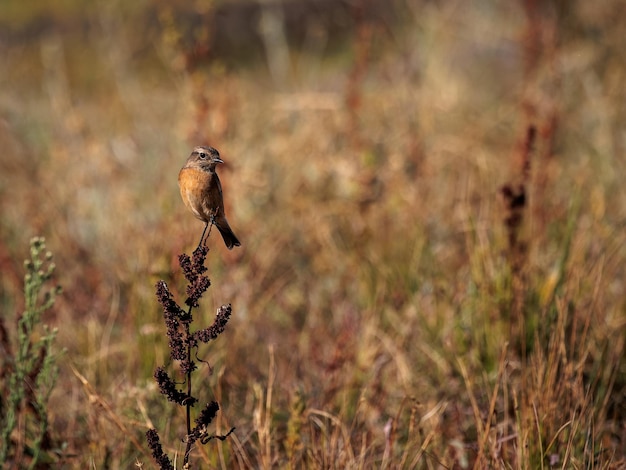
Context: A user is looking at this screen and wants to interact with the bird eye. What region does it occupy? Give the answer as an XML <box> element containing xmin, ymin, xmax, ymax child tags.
<box><xmin>199</xmin><ymin>152</ymin><xmax>207</xmax><ymax>159</ymax></box>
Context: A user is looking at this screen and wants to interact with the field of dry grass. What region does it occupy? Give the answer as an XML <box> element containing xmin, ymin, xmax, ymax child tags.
<box><xmin>1</xmin><ymin>1</ymin><xmax>625</xmax><ymax>468</ymax></box>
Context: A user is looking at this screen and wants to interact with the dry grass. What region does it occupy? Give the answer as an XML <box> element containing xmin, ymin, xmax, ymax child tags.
<box><xmin>1</xmin><ymin>0</ymin><xmax>625</xmax><ymax>468</ymax></box>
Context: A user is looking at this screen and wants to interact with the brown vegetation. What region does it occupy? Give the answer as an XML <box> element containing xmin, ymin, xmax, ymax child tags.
<box><xmin>1</xmin><ymin>1</ymin><xmax>625</xmax><ymax>467</ymax></box>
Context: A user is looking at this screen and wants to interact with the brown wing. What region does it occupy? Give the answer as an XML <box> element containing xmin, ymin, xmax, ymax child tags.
<box><xmin>199</xmin><ymin>171</ymin><xmax>225</xmax><ymax>218</ymax></box>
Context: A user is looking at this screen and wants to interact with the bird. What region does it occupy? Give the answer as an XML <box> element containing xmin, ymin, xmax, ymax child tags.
<box><xmin>178</xmin><ymin>146</ymin><xmax>241</xmax><ymax>249</ymax></box>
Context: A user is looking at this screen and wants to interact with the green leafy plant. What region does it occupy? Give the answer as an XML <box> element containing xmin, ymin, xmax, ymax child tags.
<box><xmin>0</xmin><ymin>237</ymin><xmax>62</xmax><ymax>468</ymax></box>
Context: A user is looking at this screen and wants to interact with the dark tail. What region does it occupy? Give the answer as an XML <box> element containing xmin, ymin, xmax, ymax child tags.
<box><xmin>216</xmin><ymin>221</ymin><xmax>241</xmax><ymax>250</ymax></box>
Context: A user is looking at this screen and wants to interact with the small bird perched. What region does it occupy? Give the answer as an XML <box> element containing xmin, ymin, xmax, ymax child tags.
<box><xmin>178</xmin><ymin>146</ymin><xmax>241</xmax><ymax>249</ymax></box>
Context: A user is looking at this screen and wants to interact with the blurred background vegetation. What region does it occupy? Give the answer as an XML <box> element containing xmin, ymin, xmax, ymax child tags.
<box><xmin>1</xmin><ymin>0</ymin><xmax>625</xmax><ymax>467</ymax></box>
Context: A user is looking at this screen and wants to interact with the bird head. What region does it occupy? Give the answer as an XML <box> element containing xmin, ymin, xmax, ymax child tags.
<box><xmin>189</xmin><ymin>146</ymin><xmax>224</xmax><ymax>170</ymax></box>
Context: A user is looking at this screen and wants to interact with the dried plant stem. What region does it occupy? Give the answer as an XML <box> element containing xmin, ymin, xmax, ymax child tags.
<box><xmin>148</xmin><ymin>239</ymin><xmax>235</xmax><ymax>469</ymax></box>
<box><xmin>184</xmin><ymin>306</ymin><xmax>193</xmax><ymax>466</ymax></box>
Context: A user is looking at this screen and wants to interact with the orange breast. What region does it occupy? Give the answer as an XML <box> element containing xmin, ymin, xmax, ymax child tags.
<box><xmin>178</xmin><ymin>168</ymin><xmax>211</xmax><ymax>222</ymax></box>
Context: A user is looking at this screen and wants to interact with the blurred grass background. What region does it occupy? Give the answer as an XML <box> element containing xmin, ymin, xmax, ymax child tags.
<box><xmin>1</xmin><ymin>0</ymin><xmax>625</xmax><ymax>467</ymax></box>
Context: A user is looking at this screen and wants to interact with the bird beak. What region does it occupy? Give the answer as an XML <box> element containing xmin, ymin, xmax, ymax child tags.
<box><xmin>214</xmin><ymin>158</ymin><xmax>224</xmax><ymax>164</ymax></box>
